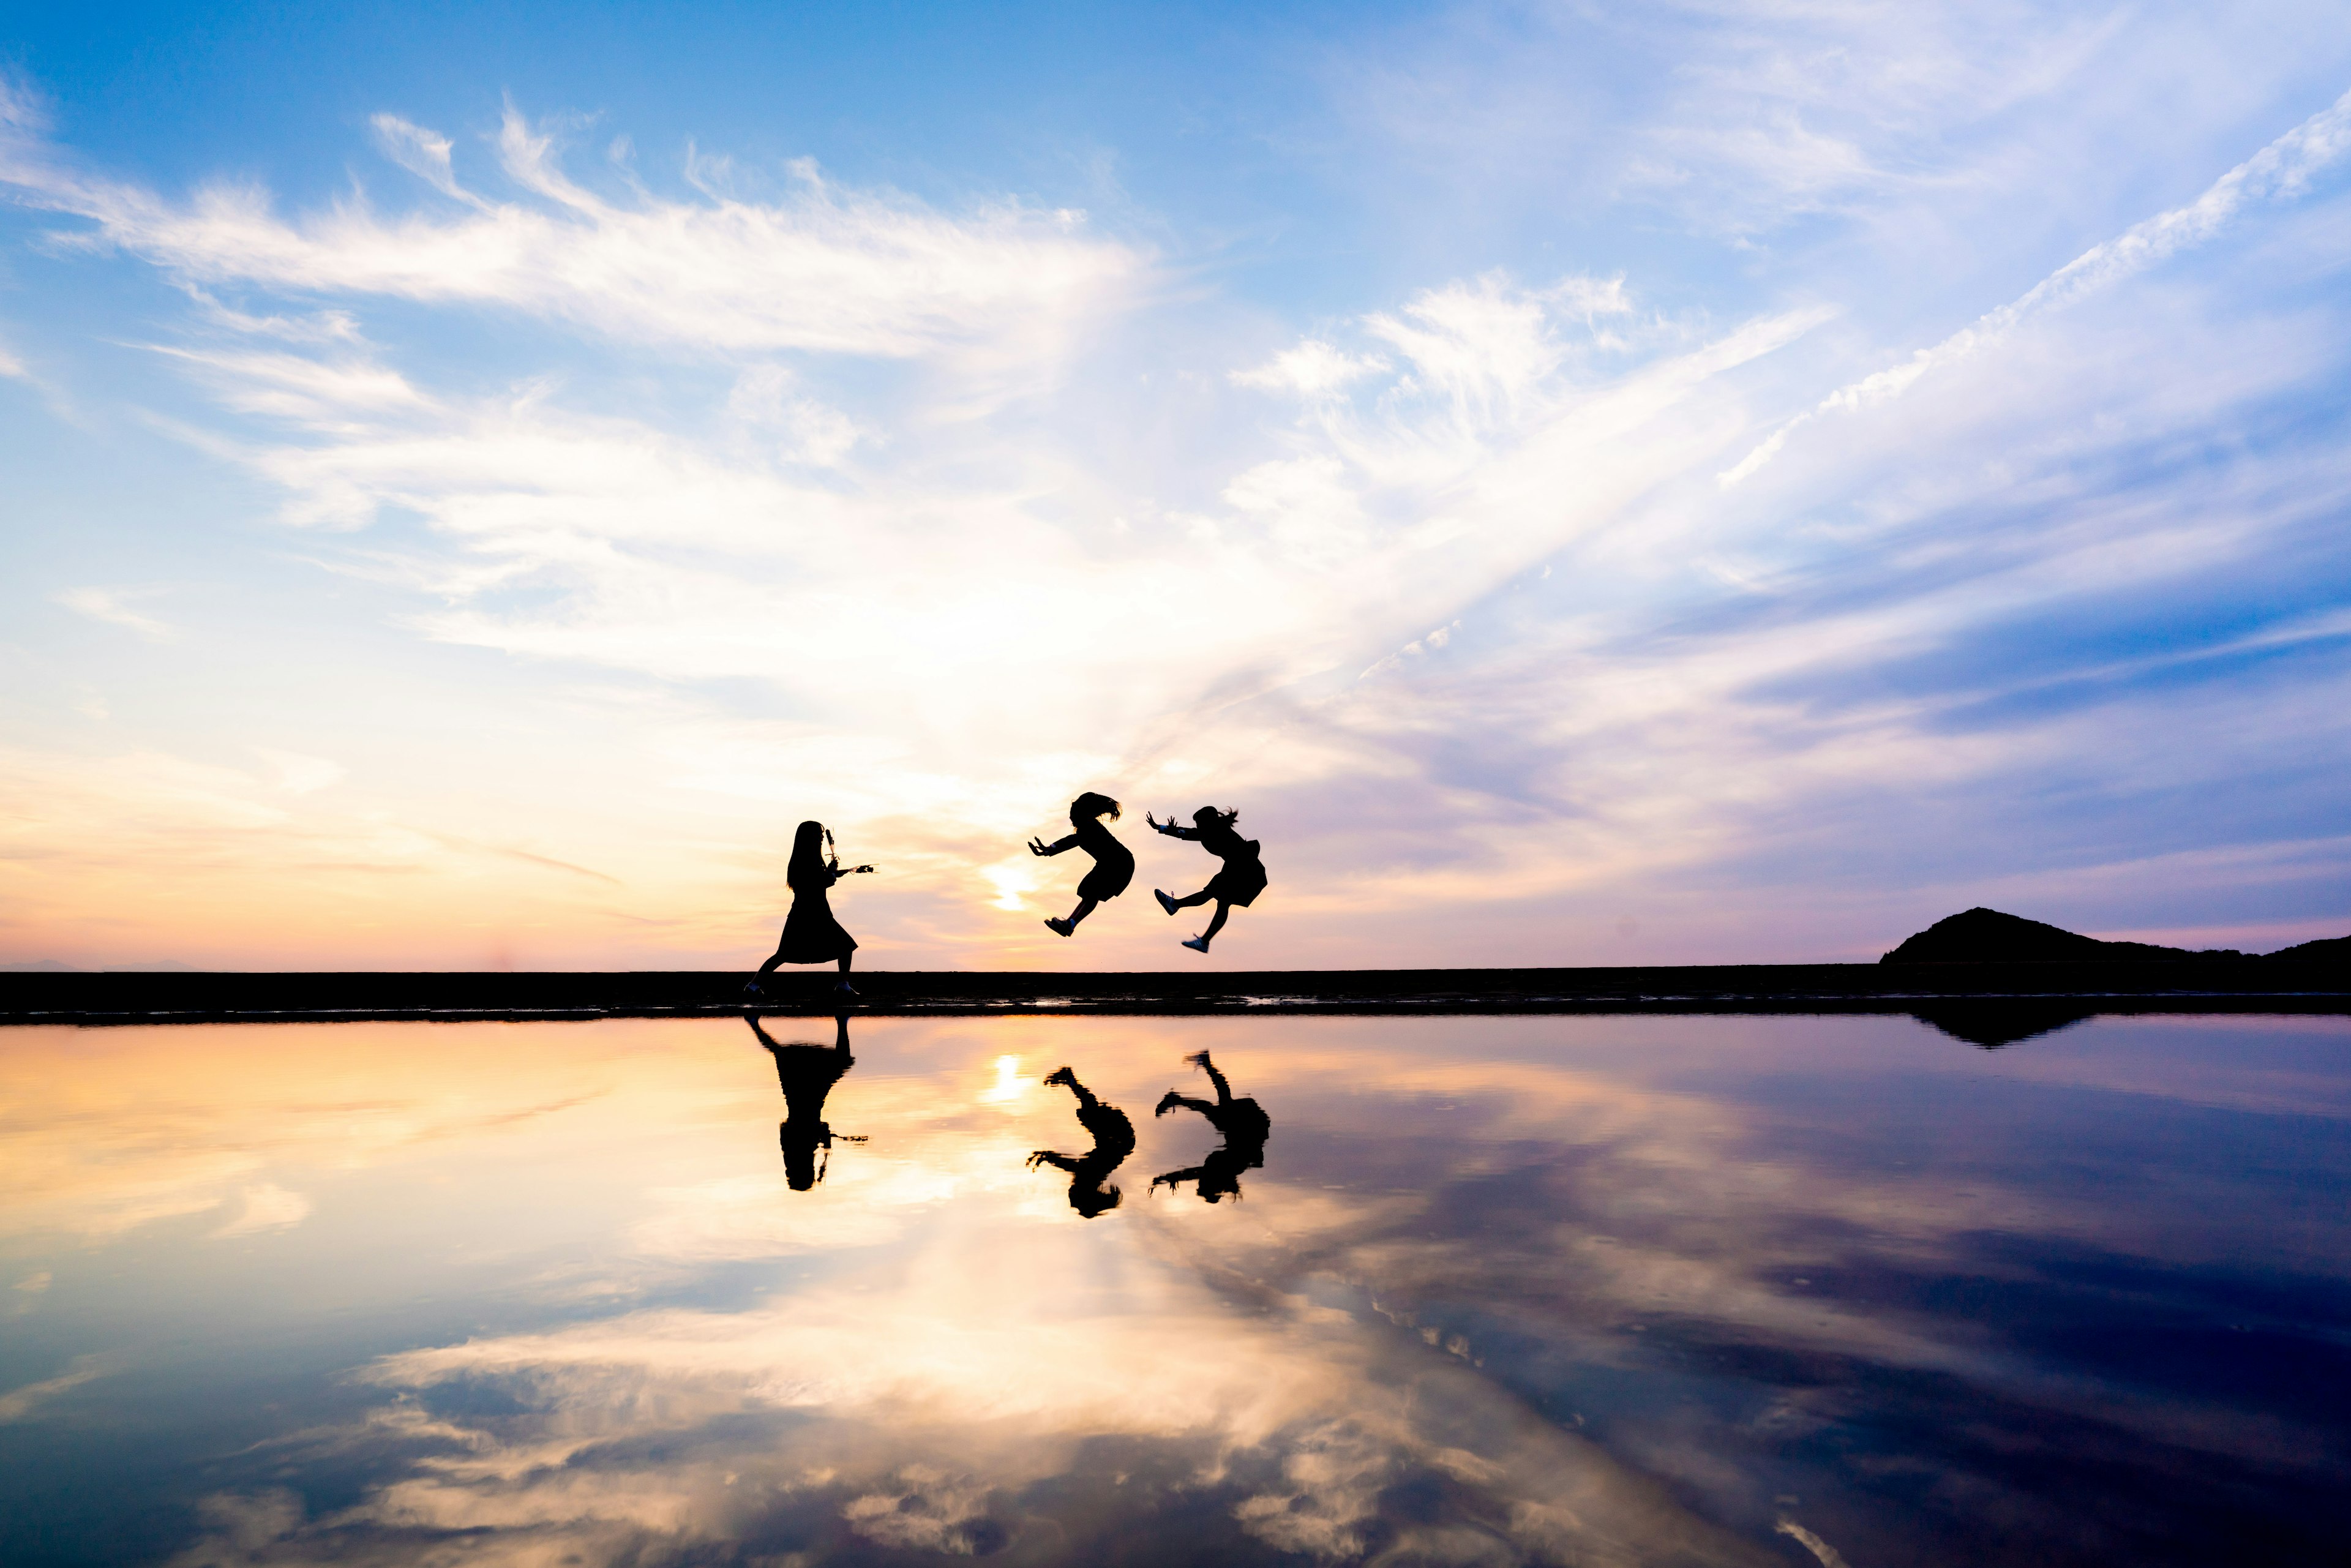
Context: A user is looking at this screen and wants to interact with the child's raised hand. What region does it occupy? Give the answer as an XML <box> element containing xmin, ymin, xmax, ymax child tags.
<box><xmin>849</xmin><ymin>864</ymin><xmax>875</xmax><ymax>874</ymax></box>
<box><xmin>1027</xmin><ymin>836</ymin><xmax>1051</xmax><ymax>856</ymax></box>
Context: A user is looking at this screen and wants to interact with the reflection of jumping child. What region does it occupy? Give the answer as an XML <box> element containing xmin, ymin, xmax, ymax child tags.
<box><xmin>1029</xmin><ymin>792</ymin><xmax>1134</xmax><ymax>938</ymax></box>
<box><xmin>1148</xmin><ymin>806</ymin><xmax>1267</xmax><ymax>953</ymax></box>
<box><xmin>1027</xmin><ymin>1066</ymin><xmax>1137</xmax><ymax>1218</ymax></box>
<box><xmin>1152</xmin><ymin>1050</ymin><xmax>1270</xmax><ymax>1203</ymax></box>
<box><xmin>748</xmin><ymin>820</ymin><xmax>874</xmax><ymax>998</ymax></box>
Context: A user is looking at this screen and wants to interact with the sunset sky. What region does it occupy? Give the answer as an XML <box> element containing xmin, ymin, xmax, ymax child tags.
<box><xmin>3</xmin><ymin>1</ymin><xmax>2348</xmax><ymax>971</ymax></box>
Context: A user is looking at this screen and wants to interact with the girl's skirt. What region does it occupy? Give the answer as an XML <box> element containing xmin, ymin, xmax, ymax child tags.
<box><xmin>1205</xmin><ymin>848</ymin><xmax>1267</xmax><ymax>908</ymax></box>
<box><xmin>772</xmin><ymin>891</ymin><xmax>857</xmax><ymax>963</ymax></box>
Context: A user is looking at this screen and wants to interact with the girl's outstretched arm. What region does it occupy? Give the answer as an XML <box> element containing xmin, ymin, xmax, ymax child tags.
<box><xmin>1029</xmin><ymin>834</ymin><xmax>1079</xmax><ymax>856</ymax></box>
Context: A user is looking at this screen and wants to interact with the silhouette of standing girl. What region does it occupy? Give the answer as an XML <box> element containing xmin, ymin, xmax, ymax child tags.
<box><xmin>1149</xmin><ymin>806</ymin><xmax>1266</xmax><ymax>953</ymax></box>
<box><xmin>1029</xmin><ymin>792</ymin><xmax>1134</xmax><ymax>938</ymax></box>
<box><xmin>749</xmin><ymin>820</ymin><xmax>872</xmax><ymax>998</ymax></box>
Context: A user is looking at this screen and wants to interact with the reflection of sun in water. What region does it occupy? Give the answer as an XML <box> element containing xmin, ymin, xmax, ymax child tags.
<box><xmin>981</xmin><ymin>1056</ymin><xmax>1029</xmax><ymax>1105</ymax></box>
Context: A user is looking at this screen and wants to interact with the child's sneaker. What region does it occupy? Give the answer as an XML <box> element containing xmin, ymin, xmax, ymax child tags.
<box><xmin>1044</xmin><ymin>917</ymin><xmax>1072</xmax><ymax>937</ymax></box>
<box><xmin>1155</xmin><ymin>889</ymin><xmax>1178</xmax><ymax>916</ymax></box>
<box><xmin>1182</xmin><ymin>936</ymin><xmax>1210</xmax><ymax>953</ymax></box>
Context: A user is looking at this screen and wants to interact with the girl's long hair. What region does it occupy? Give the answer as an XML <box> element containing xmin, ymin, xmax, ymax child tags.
<box><xmin>1072</xmin><ymin>791</ymin><xmax>1121</xmax><ymax>820</ymax></box>
<box><xmin>1191</xmin><ymin>806</ymin><xmax>1239</xmax><ymax>828</ymax></box>
<box><xmin>787</xmin><ymin>820</ymin><xmax>828</xmax><ymax>890</ymax></box>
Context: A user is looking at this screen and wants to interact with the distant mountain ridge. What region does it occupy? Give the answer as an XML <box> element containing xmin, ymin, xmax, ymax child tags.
<box><xmin>1882</xmin><ymin>907</ymin><xmax>2349</xmax><ymax>965</ymax></box>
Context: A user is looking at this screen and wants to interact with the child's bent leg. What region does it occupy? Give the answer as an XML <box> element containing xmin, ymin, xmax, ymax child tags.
<box><xmin>1200</xmin><ymin>901</ymin><xmax>1232</xmax><ymax>942</ymax></box>
<box><xmin>1066</xmin><ymin>898</ymin><xmax>1098</xmax><ymax>928</ymax></box>
<box><xmin>1197</xmin><ymin>1056</ymin><xmax>1234</xmax><ymax>1105</ymax></box>
<box><xmin>1170</xmin><ymin>887</ymin><xmax>1214</xmax><ymax>909</ymax></box>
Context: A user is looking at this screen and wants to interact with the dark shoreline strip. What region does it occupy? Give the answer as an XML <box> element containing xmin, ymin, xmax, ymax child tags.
<box><xmin>5</xmin><ymin>959</ymin><xmax>2347</xmax><ymax>1025</ymax></box>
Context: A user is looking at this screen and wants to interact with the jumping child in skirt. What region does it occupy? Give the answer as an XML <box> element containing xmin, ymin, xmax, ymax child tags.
<box><xmin>1029</xmin><ymin>792</ymin><xmax>1134</xmax><ymax>938</ymax></box>
<box><xmin>748</xmin><ymin>820</ymin><xmax>872</xmax><ymax>998</ymax></box>
<box><xmin>1148</xmin><ymin>806</ymin><xmax>1267</xmax><ymax>953</ymax></box>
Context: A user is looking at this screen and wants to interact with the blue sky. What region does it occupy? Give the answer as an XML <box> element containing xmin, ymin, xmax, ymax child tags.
<box><xmin>2</xmin><ymin>1</ymin><xmax>2348</xmax><ymax>970</ymax></box>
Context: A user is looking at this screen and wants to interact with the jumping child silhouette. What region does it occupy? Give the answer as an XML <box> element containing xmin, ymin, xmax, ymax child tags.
<box><xmin>749</xmin><ymin>820</ymin><xmax>872</xmax><ymax>998</ymax></box>
<box><xmin>1148</xmin><ymin>806</ymin><xmax>1267</xmax><ymax>953</ymax></box>
<box><xmin>1029</xmin><ymin>792</ymin><xmax>1134</xmax><ymax>938</ymax></box>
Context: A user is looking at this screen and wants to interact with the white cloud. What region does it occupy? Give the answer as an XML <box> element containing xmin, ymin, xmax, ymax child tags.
<box><xmin>1723</xmin><ymin>82</ymin><xmax>2351</xmax><ymax>484</ymax></box>
<box><xmin>209</xmin><ymin>1182</ymin><xmax>313</xmax><ymax>1238</ymax></box>
<box><xmin>54</xmin><ymin>586</ymin><xmax>173</xmax><ymax>641</ymax></box>
<box><xmin>0</xmin><ymin>97</ymin><xmax>1143</xmax><ymax>364</ymax></box>
<box><xmin>367</xmin><ymin>112</ymin><xmax>477</xmax><ymax>206</ymax></box>
<box><xmin>1232</xmin><ymin>339</ymin><xmax>1389</xmax><ymax>397</ymax></box>
<box><xmin>253</xmin><ymin>749</ymin><xmax>345</xmax><ymax>795</ymax></box>
<box><xmin>0</xmin><ymin>1354</ymin><xmax>115</xmax><ymax>1423</ymax></box>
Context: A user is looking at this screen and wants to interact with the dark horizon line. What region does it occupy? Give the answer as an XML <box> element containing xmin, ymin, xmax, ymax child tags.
<box><xmin>6</xmin><ymin>956</ymin><xmax>2348</xmax><ymax>1026</ymax></box>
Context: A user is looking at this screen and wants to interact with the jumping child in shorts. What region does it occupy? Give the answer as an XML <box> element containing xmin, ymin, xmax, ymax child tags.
<box><xmin>1029</xmin><ymin>791</ymin><xmax>1134</xmax><ymax>938</ymax></box>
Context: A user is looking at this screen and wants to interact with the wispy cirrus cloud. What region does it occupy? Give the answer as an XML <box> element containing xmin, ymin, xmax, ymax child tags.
<box><xmin>0</xmin><ymin>83</ymin><xmax>1142</xmax><ymax>364</ymax></box>
<box><xmin>54</xmin><ymin>585</ymin><xmax>173</xmax><ymax>640</ymax></box>
<box><xmin>1723</xmin><ymin>83</ymin><xmax>2351</xmax><ymax>484</ymax></box>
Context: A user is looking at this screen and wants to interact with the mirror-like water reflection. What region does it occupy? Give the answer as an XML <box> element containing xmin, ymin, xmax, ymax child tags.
<box><xmin>2</xmin><ymin>1013</ymin><xmax>2347</xmax><ymax>1566</ymax></box>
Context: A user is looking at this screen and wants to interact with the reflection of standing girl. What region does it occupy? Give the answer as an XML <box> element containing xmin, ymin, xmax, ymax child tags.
<box><xmin>749</xmin><ymin>820</ymin><xmax>873</xmax><ymax>998</ymax></box>
<box><xmin>1029</xmin><ymin>792</ymin><xmax>1134</xmax><ymax>938</ymax></box>
<box><xmin>748</xmin><ymin>1013</ymin><xmax>861</xmax><ymax>1191</ymax></box>
<box><xmin>1149</xmin><ymin>806</ymin><xmax>1267</xmax><ymax>953</ymax></box>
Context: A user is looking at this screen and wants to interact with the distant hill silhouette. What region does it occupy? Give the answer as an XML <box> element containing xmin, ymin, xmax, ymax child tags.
<box><xmin>2267</xmin><ymin>934</ymin><xmax>2351</xmax><ymax>964</ymax></box>
<box><xmin>1881</xmin><ymin>907</ymin><xmax>2351</xmax><ymax>965</ymax></box>
<box><xmin>1881</xmin><ymin>908</ymin><xmax>2214</xmax><ymax>964</ymax></box>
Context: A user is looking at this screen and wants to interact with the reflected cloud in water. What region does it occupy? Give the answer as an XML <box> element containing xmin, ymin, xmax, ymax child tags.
<box><xmin>0</xmin><ymin>1014</ymin><xmax>2346</xmax><ymax>1564</ymax></box>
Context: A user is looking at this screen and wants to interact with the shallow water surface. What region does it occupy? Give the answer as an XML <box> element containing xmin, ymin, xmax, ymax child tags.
<box><xmin>2</xmin><ymin>1012</ymin><xmax>2347</xmax><ymax>1566</ymax></box>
